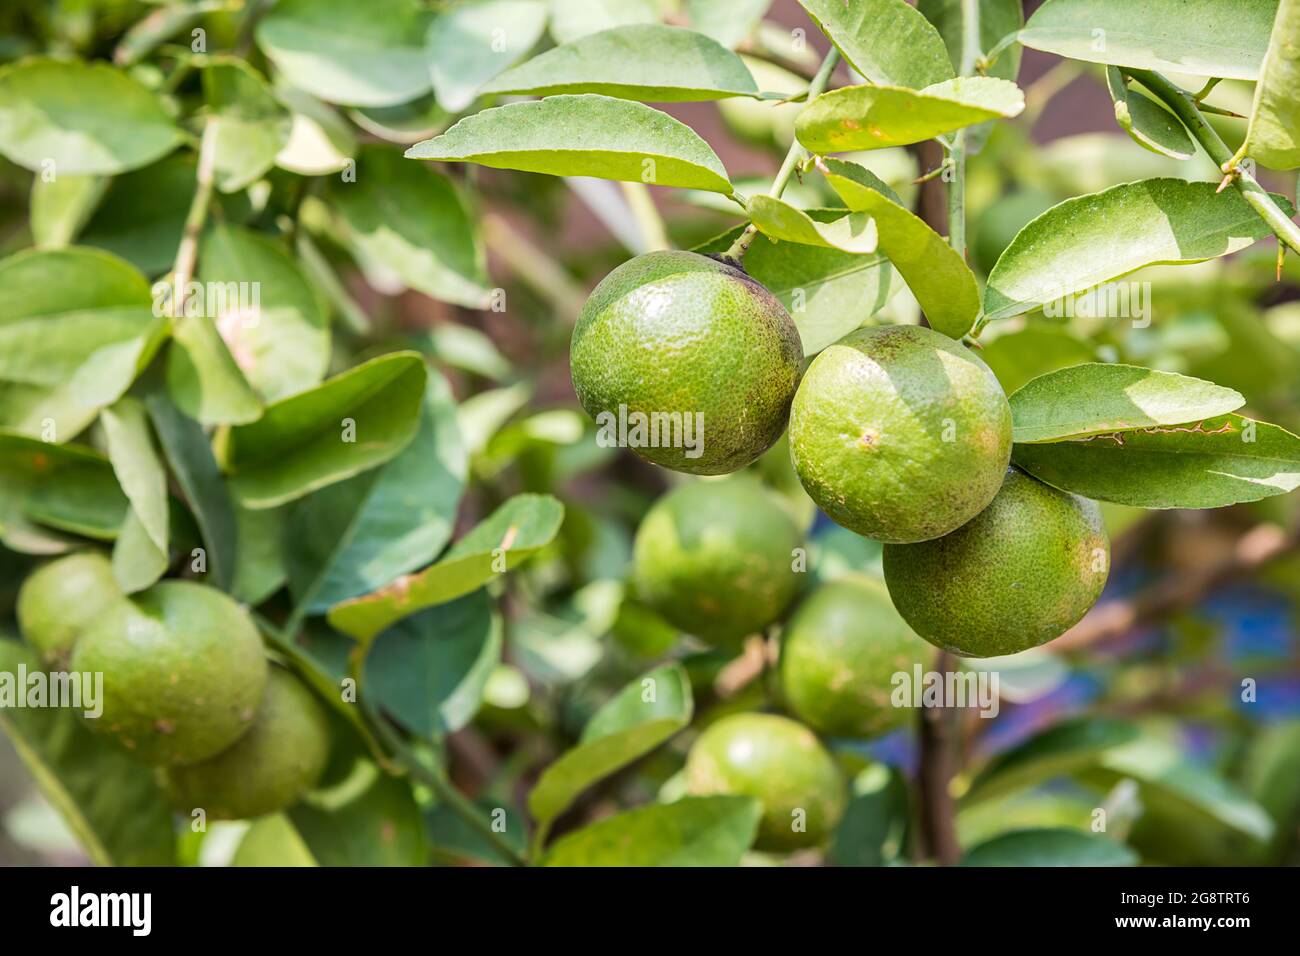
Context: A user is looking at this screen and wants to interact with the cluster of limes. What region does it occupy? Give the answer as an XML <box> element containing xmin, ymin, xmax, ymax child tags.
<box><xmin>16</xmin><ymin>554</ymin><xmax>330</xmax><ymax>821</ymax></box>
<box><xmin>571</xmin><ymin>250</ymin><xmax>1111</xmax><ymax>850</ymax></box>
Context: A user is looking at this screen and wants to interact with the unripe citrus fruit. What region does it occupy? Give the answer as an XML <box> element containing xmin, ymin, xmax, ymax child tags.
<box><xmin>632</xmin><ymin>477</ymin><xmax>802</xmax><ymax>647</ymax></box>
<box><xmin>163</xmin><ymin>668</ymin><xmax>330</xmax><ymax>820</ymax></box>
<box><xmin>71</xmin><ymin>580</ymin><xmax>268</xmax><ymax>765</ymax></box>
<box><xmin>788</xmin><ymin>324</ymin><xmax>1012</xmax><ymax>543</ymax></box>
<box><xmin>16</xmin><ymin>551</ymin><xmax>121</xmax><ymax>666</ymax></box>
<box><xmin>882</xmin><ymin>468</ymin><xmax>1109</xmax><ymax>657</ymax></box>
<box><xmin>570</xmin><ymin>250</ymin><xmax>803</xmax><ymax>475</ymax></box>
<box><xmin>685</xmin><ymin>713</ymin><xmax>845</xmax><ymax>852</ymax></box>
<box><xmin>780</xmin><ymin>575</ymin><xmax>932</xmax><ymax>738</ymax></box>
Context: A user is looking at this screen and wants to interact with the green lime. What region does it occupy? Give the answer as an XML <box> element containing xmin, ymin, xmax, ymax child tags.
<box><xmin>788</xmin><ymin>324</ymin><xmax>1012</xmax><ymax>543</ymax></box>
<box><xmin>882</xmin><ymin>468</ymin><xmax>1110</xmax><ymax>657</ymax></box>
<box><xmin>780</xmin><ymin>575</ymin><xmax>932</xmax><ymax>738</ymax></box>
<box><xmin>16</xmin><ymin>551</ymin><xmax>121</xmax><ymax>666</ymax></box>
<box><xmin>571</xmin><ymin>250</ymin><xmax>803</xmax><ymax>475</ymax></box>
<box><xmin>163</xmin><ymin>668</ymin><xmax>331</xmax><ymax>820</ymax></box>
<box><xmin>71</xmin><ymin>580</ymin><xmax>268</xmax><ymax>765</ymax></box>
<box><xmin>685</xmin><ymin>713</ymin><xmax>845</xmax><ymax>852</ymax></box>
<box><xmin>632</xmin><ymin>477</ymin><xmax>802</xmax><ymax>647</ymax></box>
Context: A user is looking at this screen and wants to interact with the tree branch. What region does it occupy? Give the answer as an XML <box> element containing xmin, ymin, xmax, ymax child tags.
<box><xmin>917</xmin><ymin>651</ymin><xmax>962</xmax><ymax>866</ymax></box>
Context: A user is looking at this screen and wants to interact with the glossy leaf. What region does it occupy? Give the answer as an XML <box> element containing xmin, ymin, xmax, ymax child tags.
<box><xmin>550</xmin><ymin>0</ymin><xmax>657</xmax><ymax>44</ymax></box>
<box><xmin>406</xmin><ymin>94</ymin><xmax>733</xmax><ymax>193</ymax></box>
<box><xmin>101</xmin><ymin>397</ymin><xmax>169</xmax><ymax>592</ymax></box>
<box><xmin>985</xmin><ymin>179</ymin><xmax>1293</xmax><ymax>321</ymax></box>
<box><xmin>203</xmin><ymin>58</ymin><xmax>292</xmax><ymax>193</ymax></box>
<box><xmin>427</xmin><ymin>0</ymin><xmax>548</xmax><ymax>112</ymax></box>
<box><xmin>1106</xmin><ymin>67</ymin><xmax>1194</xmax><ymax>160</ymax></box>
<box><xmin>289</xmin><ymin>763</ymin><xmax>426</xmax><ymax>866</ymax></box>
<box><xmin>1009</xmin><ymin>364</ymin><xmax>1245</xmax><ymax>443</ymax></box>
<box><xmin>542</xmin><ymin>796</ymin><xmax>760</xmax><ymax>866</ymax></box>
<box><xmin>797</xmin><ymin>0</ymin><xmax>953</xmax><ymax>89</ymax></box>
<box><xmin>482</xmin><ymin>24</ymin><xmax>760</xmax><ymax>102</ymax></box>
<box><xmin>256</xmin><ymin>0</ymin><xmax>431</xmax><ymax>107</ymax></box>
<box><xmin>330</xmin><ymin>147</ymin><xmax>491</xmax><ymax>309</ymax></box>
<box><xmin>217</xmin><ymin>351</ymin><xmax>427</xmax><ymax>509</ymax></box>
<box><xmin>746</xmin><ymin>195</ymin><xmax>878</xmax><ymax>254</ymax></box>
<box><xmin>919</xmin><ymin>0</ymin><xmax>1024</xmax><ymax>83</ymax></box>
<box><xmin>965</xmin><ymin>717</ymin><xmax>1141</xmax><ymax>804</ymax></box>
<box><xmin>961</xmin><ymin>828</ymin><xmax>1137</xmax><ymax>866</ymax></box>
<box><xmin>1244</xmin><ymin>0</ymin><xmax>1300</xmax><ymax>170</ymax></box>
<box><xmin>327</xmin><ymin>493</ymin><xmax>564</xmax><ymax>641</ymax></box>
<box><xmin>1013</xmin><ymin>413</ymin><xmax>1300</xmax><ymax>508</ymax></box>
<box><xmin>796</xmin><ymin>77</ymin><xmax>1024</xmax><ymax>153</ymax></box>
<box><xmin>0</xmin><ymin>58</ymin><xmax>181</xmax><ymax>175</ymax></box>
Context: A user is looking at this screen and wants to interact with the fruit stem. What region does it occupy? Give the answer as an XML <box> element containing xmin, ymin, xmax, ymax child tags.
<box><xmin>1126</xmin><ymin>68</ymin><xmax>1300</xmax><ymax>257</ymax></box>
<box><xmin>722</xmin><ymin>46</ymin><xmax>841</xmax><ymax>262</ymax></box>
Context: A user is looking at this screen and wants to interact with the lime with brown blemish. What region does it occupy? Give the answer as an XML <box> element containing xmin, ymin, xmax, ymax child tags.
<box><xmin>570</xmin><ymin>250</ymin><xmax>803</xmax><ymax>475</ymax></box>
<box><xmin>685</xmin><ymin>712</ymin><xmax>845</xmax><ymax>852</ymax></box>
<box><xmin>16</xmin><ymin>551</ymin><xmax>121</xmax><ymax>667</ymax></box>
<box><xmin>780</xmin><ymin>575</ymin><xmax>932</xmax><ymax>738</ymax></box>
<box><xmin>632</xmin><ymin>476</ymin><xmax>802</xmax><ymax>648</ymax></box>
<box><xmin>883</xmin><ymin>468</ymin><xmax>1110</xmax><ymax>658</ymax></box>
<box><xmin>71</xmin><ymin>580</ymin><xmax>268</xmax><ymax>765</ymax></box>
<box><xmin>788</xmin><ymin>324</ymin><xmax>1012</xmax><ymax>543</ymax></box>
<box><xmin>163</xmin><ymin>667</ymin><xmax>330</xmax><ymax>819</ymax></box>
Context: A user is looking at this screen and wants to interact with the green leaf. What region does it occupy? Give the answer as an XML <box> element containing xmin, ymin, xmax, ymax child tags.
<box><xmin>528</xmin><ymin>663</ymin><xmax>693</xmax><ymax>840</ymax></box>
<box><xmin>797</xmin><ymin>0</ymin><xmax>954</xmax><ymax>89</ymax></box>
<box><xmin>830</xmin><ymin>765</ymin><xmax>912</xmax><ymax>867</ymax></box>
<box><xmin>686</xmin><ymin>0</ymin><xmax>770</xmax><ymax>49</ymax></box>
<box><xmin>984</xmin><ymin>179</ymin><xmax>1293</xmax><ymax>321</ymax></box>
<box><xmin>256</xmin><ymin>0</ymin><xmax>431</xmax><ymax>107</ymax></box>
<box><xmin>980</xmin><ymin>326</ymin><xmax>1094</xmax><ymax>396</ymax></box>
<box><xmin>960</xmin><ymin>828</ymin><xmax>1137</xmax><ymax>866</ymax></box>
<box><xmin>330</xmin><ymin>146</ymin><xmax>491</xmax><ymax>309</ymax></box>
<box><xmin>1244</xmin><ymin>0</ymin><xmax>1300</xmax><ymax>170</ymax></box>
<box><xmin>1106</xmin><ymin>67</ymin><xmax>1195</xmax><ymax>160</ymax></box>
<box><xmin>0</xmin><ymin>639</ymin><xmax>176</xmax><ymax>865</ymax></box>
<box><xmin>482</xmin><ymin>24</ymin><xmax>760</xmax><ymax>102</ymax></box>
<box><xmin>822</xmin><ymin>157</ymin><xmax>978</xmax><ymax>338</ymax></box>
<box><xmin>203</xmin><ymin>58</ymin><xmax>292</xmax><ymax>194</ymax></box>
<box><xmin>217</xmin><ymin>351</ymin><xmax>427</xmax><ymax>509</ymax></box>
<box><xmin>1013</xmin><ymin>413</ymin><xmax>1300</xmax><ymax>508</ymax></box>
<box><xmin>145</xmin><ymin>389</ymin><xmax>237</xmax><ymax>590</ymax></box>
<box><xmin>406</xmin><ymin>94</ymin><xmax>733</xmax><ymax>193</ymax></box>
<box><xmin>111</xmin><ymin>508</ymin><xmax>168</xmax><ymax>594</ymax></box>
<box><xmin>232</xmin><ymin>501</ymin><xmax>287</xmax><ymax>605</ymax></box>
<box><xmin>427</xmin><ymin>0</ymin><xmax>548</xmax><ymax>112</ymax></box>
<box><xmin>550</xmin><ymin>0</ymin><xmax>657</xmax><ymax>44</ymax></box>
<box><xmin>196</xmin><ymin>225</ymin><xmax>331</xmax><ymax>401</ymax></box>
<box><xmin>165</xmin><ymin>311</ymin><xmax>262</xmax><ymax>426</ymax></box>
<box><xmin>919</xmin><ymin>0</ymin><xmax>1025</xmax><ymax>83</ymax></box>
<box><xmin>273</xmin><ymin>84</ymin><xmax>357</xmax><ymax>176</ymax></box>
<box><xmin>287</xmin><ymin>372</ymin><xmax>466</xmax><ymax>613</ymax></box>
<box><xmin>796</xmin><ymin>76</ymin><xmax>1024</xmax><ymax>152</ymax></box>
<box><xmin>964</xmin><ymin>717</ymin><xmax>1141</xmax><ymax>804</ymax></box>
<box><xmin>101</xmin><ymin>397</ymin><xmax>169</xmax><ymax>592</ymax></box>
<box><xmin>0</xmin><ymin>432</ymin><xmax>128</xmax><ymax>551</ymax></box>
<box><xmin>0</xmin><ymin>58</ymin><xmax>181</xmax><ymax>175</ymax></box>
<box><xmin>747</xmin><ymin>195</ymin><xmax>878</xmax><ymax>253</ymax></box>
<box><xmin>232</xmin><ymin>814</ymin><xmax>318</xmax><ymax>867</ymax></box>
<box><xmin>30</xmin><ymin>174</ymin><xmax>106</xmax><ymax>249</ymax></box>
<box><xmin>364</xmin><ymin>589</ymin><xmax>501</xmax><ymax>738</ymax></box>
<box><xmin>542</xmin><ymin>795</ymin><xmax>760</xmax><ymax>866</ymax></box>
<box><xmin>289</xmin><ymin>762</ymin><xmax>427</xmax><ymax>866</ymax></box>
<box><xmin>1019</xmin><ymin>0</ymin><xmax>1277</xmax><ymax>80</ymax></box>
<box><xmin>327</xmin><ymin>493</ymin><xmax>564</xmax><ymax>642</ymax></box>
<box><xmin>1009</xmin><ymin>364</ymin><xmax>1245</xmax><ymax>443</ymax></box>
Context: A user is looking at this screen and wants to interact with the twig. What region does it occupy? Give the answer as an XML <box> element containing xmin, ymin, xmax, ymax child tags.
<box><xmin>917</xmin><ymin>649</ymin><xmax>962</xmax><ymax>866</ymax></box>
<box><xmin>620</xmin><ymin>182</ymin><xmax>670</xmax><ymax>252</ymax></box>
<box><xmin>170</xmin><ymin>119</ymin><xmax>218</xmax><ymax>318</ymax></box>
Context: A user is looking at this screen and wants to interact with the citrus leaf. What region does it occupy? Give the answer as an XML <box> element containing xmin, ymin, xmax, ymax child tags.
<box><xmin>797</xmin><ymin>0</ymin><xmax>953</xmax><ymax>89</ymax></box>
<box><xmin>747</xmin><ymin>195</ymin><xmax>878</xmax><ymax>253</ymax></box>
<box><xmin>960</xmin><ymin>828</ymin><xmax>1138</xmax><ymax>866</ymax></box>
<box><xmin>273</xmin><ymin>85</ymin><xmax>356</xmax><ymax>177</ymax></box>
<box><xmin>30</xmin><ymin>174</ymin><xmax>106</xmax><ymax>249</ymax></box>
<box><xmin>232</xmin><ymin>814</ymin><xmax>318</xmax><ymax>867</ymax></box>
<box><xmin>111</xmin><ymin>508</ymin><xmax>168</xmax><ymax>594</ymax></box>
<box><xmin>101</xmin><ymin>397</ymin><xmax>169</xmax><ymax>590</ymax></box>
<box><xmin>822</xmin><ymin>156</ymin><xmax>978</xmax><ymax>338</ymax></box>
<box><xmin>165</xmin><ymin>311</ymin><xmax>262</xmax><ymax>427</ymax></box>
<box><xmin>426</xmin><ymin>0</ymin><xmax>548</xmax><ymax>112</ymax></box>
<box><xmin>1013</xmin><ymin>413</ymin><xmax>1300</xmax><ymax>508</ymax></box>
<box><xmin>919</xmin><ymin>0</ymin><xmax>1025</xmax><ymax>83</ymax></box>
<box><xmin>256</xmin><ymin>0</ymin><xmax>431</xmax><ymax>107</ymax></box>
<box><xmin>1009</xmin><ymin>364</ymin><xmax>1245</xmax><ymax>443</ymax></box>
<box><xmin>980</xmin><ymin>326</ymin><xmax>1094</xmax><ymax>396</ymax></box>
<box><xmin>686</xmin><ymin>0</ymin><xmax>770</xmax><ymax>49</ymax></box>
<box><xmin>0</xmin><ymin>58</ymin><xmax>181</xmax><ymax>175</ymax></box>
<box><xmin>0</xmin><ymin>433</ymin><xmax>127</xmax><ymax>551</ymax></box>
<box><xmin>1106</xmin><ymin>67</ymin><xmax>1194</xmax><ymax>160</ymax></box>
<box><xmin>528</xmin><ymin>663</ymin><xmax>692</xmax><ymax>839</ymax></box>
<box><xmin>232</xmin><ymin>501</ymin><xmax>287</xmax><ymax>605</ymax></box>
<box><xmin>329</xmin><ymin>146</ymin><xmax>491</xmax><ymax>309</ymax></box>
<box><xmin>542</xmin><ymin>795</ymin><xmax>761</xmax><ymax>866</ymax></box>
<box><xmin>482</xmin><ymin>24</ymin><xmax>760</xmax><ymax>102</ymax></box>
<box><xmin>203</xmin><ymin>58</ymin><xmax>292</xmax><ymax>194</ymax></box>
<box><xmin>984</xmin><ymin>179</ymin><xmax>1294</xmax><ymax>321</ymax></box>
<box><xmin>796</xmin><ymin>76</ymin><xmax>1024</xmax><ymax>153</ymax></box>
<box><xmin>1019</xmin><ymin>0</ymin><xmax>1277</xmax><ymax>80</ymax></box>
<box><xmin>550</xmin><ymin>0</ymin><xmax>657</xmax><ymax>44</ymax></box>
<box><xmin>406</xmin><ymin>94</ymin><xmax>733</xmax><ymax>193</ymax></box>
<box><xmin>1243</xmin><ymin>0</ymin><xmax>1300</xmax><ymax>170</ymax></box>
<box><xmin>964</xmin><ymin>717</ymin><xmax>1141</xmax><ymax>804</ymax></box>
<box><xmin>326</xmin><ymin>493</ymin><xmax>564</xmax><ymax>642</ymax></box>
<box><xmin>0</xmin><ymin>639</ymin><xmax>176</xmax><ymax>865</ymax></box>
<box><xmin>216</xmin><ymin>351</ymin><xmax>427</xmax><ymax>509</ymax></box>
<box><xmin>289</xmin><ymin>764</ymin><xmax>426</xmax><ymax>866</ymax></box>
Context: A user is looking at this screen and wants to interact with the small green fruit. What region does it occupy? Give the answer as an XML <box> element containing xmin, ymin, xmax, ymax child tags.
<box><xmin>788</xmin><ymin>324</ymin><xmax>1012</xmax><ymax>543</ymax></box>
<box><xmin>685</xmin><ymin>713</ymin><xmax>845</xmax><ymax>852</ymax></box>
<box><xmin>780</xmin><ymin>576</ymin><xmax>932</xmax><ymax>738</ymax></box>
<box><xmin>571</xmin><ymin>250</ymin><xmax>803</xmax><ymax>475</ymax></box>
<box><xmin>632</xmin><ymin>477</ymin><xmax>802</xmax><ymax>647</ymax></box>
<box><xmin>16</xmin><ymin>551</ymin><xmax>121</xmax><ymax>666</ymax></box>
<box><xmin>163</xmin><ymin>668</ymin><xmax>330</xmax><ymax>820</ymax></box>
<box><xmin>883</xmin><ymin>468</ymin><xmax>1110</xmax><ymax>657</ymax></box>
<box><xmin>71</xmin><ymin>580</ymin><xmax>268</xmax><ymax>765</ymax></box>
